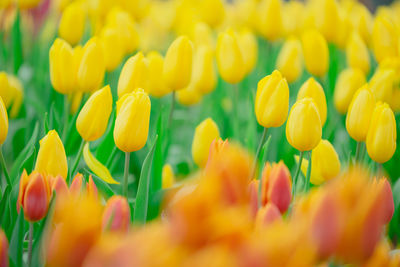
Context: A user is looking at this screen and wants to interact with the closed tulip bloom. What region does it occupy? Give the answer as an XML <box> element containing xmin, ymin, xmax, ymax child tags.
<box><xmin>255</xmin><ymin>203</ymin><xmax>282</xmax><ymax>228</ymax></box>
<box><xmin>216</xmin><ymin>29</ymin><xmax>245</xmax><ymax>84</ymax></box>
<box><xmin>334</xmin><ymin>68</ymin><xmax>366</xmax><ymax>114</ymax></box>
<box><xmin>0</xmin><ymin>73</ymin><xmax>11</xmax><ymax>108</ymax></box>
<box><xmin>102</xmin><ymin>196</ymin><xmax>131</xmax><ymax>233</ymax></box>
<box><xmin>192</xmin><ymin>22</ymin><xmax>214</xmax><ymax>50</ymax></box>
<box><xmin>276</xmin><ymin>37</ymin><xmax>303</xmax><ymax>83</ymax></box>
<box><xmin>176</xmin><ymin>85</ymin><xmax>202</xmax><ymax>106</ymax></box>
<box><xmin>76</xmin><ymin>85</ymin><xmax>113</xmax><ymax>141</ymax></box>
<box><xmin>114</xmin><ymin>89</ymin><xmax>151</xmax><ymax>152</ymax></box>
<box><xmin>147</xmin><ymin>51</ymin><xmax>171</xmax><ymax>98</ymax></box>
<box><xmin>286</xmin><ymin>98</ymin><xmax>322</xmax><ymax>151</ymax></box>
<box><xmin>197</xmin><ymin>0</ymin><xmax>225</xmax><ymax>27</ymax></box>
<box><xmin>366</xmin><ymin>102</ymin><xmax>397</xmax><ymax>163</ymax></box>
<box><xmin>49</xmin><ymin>38</ymin><xmax>76</xmax><ymax>94</ymax></box>
<box><xmin>369</xmin><ymin>69</ymin><xmax>395</xmax><ymax>103</ymax></box>
<box><xmin>350</xmin><ymin>3</ymin><xmax>373</xmax><ymax>44</ymax></box>
<box><xmin>301</xmin><ymin>29</ymin><xmax>329</xmax><ymax>77</ymax></box>
<box><xmin>238</xmin><ymin>29</ymin><xmax>258</xmax><ymax>75</ymax></box>
<box><xmin>100</xmin><ymin>27</ymin><xmax>125</xmax><ymax>72</ymax></box>
<box><xmin>118</xmin><ymin>52</ymin><xmax>148</xmax><ymax>98</ymax></box>
<box><xmin>297</xmin><ymin>77</ymin><xmax>327</xmax><ymax>126</ymax></box>
<box><xmin>255</xmin><ymin>70</ymin><xmax>289</xmax><ymax>128</ymax></box>
<box><xmin>313</xmin><ymin>0</ymin><xmax>340</xmax><ymax>43</ymax></box>
<box><xmin>0</xmin><ymin>97</ymin><xmax>8</xmax><ymax>145</ymax></box>
<box><xmin>0</xmin><ymin>229</ymin><xmax>8</xmax><ymax>267</ymax></box>
<box><xmin>346</xmin><ymin>86</ymin><xmax>375</xmax><ymax>142</ymax></box>
<box><xmin>372</xmin><ymin>15</ymin><xmax>399</xmax><ymax>63</ymax></box>
<box><xmin>191</xmin><ymin>45</ymin><xmax>216</xmax><ymax>95</ymax></box>
<box><xmin>257</xmin><ymin>0</ymin><xmax>283</xmax><ymax>41</ymax></box>
<box><xmin>35</xmin><ymin>130</ymin><xmax>68</xmax><ymax>179</ymax></box>
<box><xmin>70</xmin><ymin>173</ymin><xmax>84</xmax><ymax>195</ymax></box>
<box><xmin>58</xmin><ymin>2</ymin><xmax>86</xmax><ymax>46</ymax></box>
<box><xmin>346</xmin><ymin>32</ymin><xmax>370</xmax><ymax>75</ymax></box>
<box><xmin>49</xmin><ymin>175</ymin><xmax>69</xmax><ymax>198</ymax></box>
<box><xmin>6</xmin><ymin>75</ymin><xmax>24</xmax><ymax>118</ymax></box>
<box><xmin>163</xmin><ymin>36</ymin><xmax>193</xmax><ymax>91</ymax></box>
<box><xmin>282</xmin><ymin>0</ymin><xmax>305</xmax><ymax>37</ymax></box>
<box><xmin>77</xmin><ymin>37</ymin><xmax>105</xmax><ymax>92</ymax></box>
<box><xmin>162</xmin><ymin>164</ymin><xmax>175</xmax><ymax>189</ymax></box>
<box><xmin>192</xmin><ymin>118</ymin><xmax>220</xmax><ymax>168</ymax></box>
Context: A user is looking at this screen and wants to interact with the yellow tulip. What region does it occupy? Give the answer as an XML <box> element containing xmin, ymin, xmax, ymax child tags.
<box><xmin>238</xmin><ymin>29</ymin><xmax>258</xmax><ymax>75</ymax></box>
<box><xmin>146</xmin><ymin>51</ymin><xmax>171</xmax><ymax>98</ymax></box>
<box><xmin>76</xmin><ymin>85</ymin><xmax>113</xmax><ymax>142</ymax></box>
<box><xmin>369</xmin><ymin>69</ymin><xmax>395</xmax><ymax>103</ymax></box>
<box><xmin>366</xmin><ymin>102</ymin><xmax>397</xmax><ymax>163</ymax></box>
<box><xmin>70</xmin><ymin>92</ymin><xmax>83</xmax><ymax>115</ymax></box>
<box><xmin>17</xmin><ymin>0</ymin><xmax>41</xmax><ymax>9</ymax></box>
<box><xmin>176</xmin><ymin>84</ymin><xmax>202</xmax><ymax>106</ymax></box>
<box><xmin>191</xmin><ymin>45</ymin><xmax>216</xmax><ymax>95</ymax></box>
<box><xmin>0</xmin><ymin>73</ymin><xmax>11</xmax><ymax>107</ymax></box>
<box><xmin>192</xmin><ymin>118</ymin><xmax>220</xmax><ymax>168</ymax></box>
<box><xmin>197</xmin><ymin>0</ymin><xmax>225</xmax><ymax>27</ymax></box>
<box><xmin>301</xmin><ymin>29</ymin><xmax>329</xmax><ymax>77</ymax></box>
<box><xmin>346</xmin><ymin>32</ymin><xmax>370</xmax><ymax>75</ymax></box>
<box><xmin>257</xmin><ymin>0</ymin><xmax>283</xmax><ymax>41</ymax></box>
<box><xmin>114</xmin><ymin>89</ymin><xmax>151</xmax><ymax>152</ymax></box>
<box><xmin>0</xmin><ymin>96</ymin><xmax>8</xmax><ymax>145</ymax></box>
<box><xmin>286</xmin><ymin>98</ymin><xmax>322</xmax><ymax>152</ymax></box>
<box><xmin>162</xmin><ymin>164</ymin><xmax>175</xmax><ymax>189</ymax></box>
<box><xmin>0</xmin><ymin>73</ymin><xmax>24</xmax><ymax>118</ymax></box>
<box><xmin>100</xmin><ymin>27</ymin><xmax>125</xmax><ymax>72</ymax></box>
<box><xmin>118</xmin><ymin>52</ymin><xmax>148</xmax><ymax>98</ymax></box>
<box><xmin>58</xmin><ymin>2</ymin><xmax>86</xmax><ymax>46</ymax></box>
<box><xmin>49</xmin><ymin>38</ymin><xmax>76</xmax><ymax>94</ymax></box>
<box><xmin>192</xmin><ymin>22</ymin><xmax>214</xmax><ymax>50</ymax></box>
<box><xmin>313</xmin><ymin>0</ymin><xmax>340</xmax><ymax>43</ymax></box>
<box><xmin>346</xmin><ymin>86</ymin><xmax>375</xmax><ymax>142</ymax></box>
<box><xmin>77</xmin><ymin>37</ymin><xmax>105</xmax><ymax>93</ymax></box>
<box><xmin>216</xmin><ymin>29</ymin><xmax>245</xmax><ymax>84</ymax></box>
<box><xmin>255</xmin><ymin>70</ymin><xmax>289</xmax><ymax>128</ymax></box>
<box><xmin>297</xmin><ymin>77</ymin><xmax>327</xmax><ymax>126</ymax></box>
<box><xmin>35</xmin><ymin>130</ymin><xmax>68</xmax><ymax>179</ymax></box>
<box><xmin>334</xmin><ymin>68</ymin><xmax>366</xmax><ymax>114</ymax></box>
<box><xmin>276</xmin><ymin>37</ymin><xmax>303</xmax><ymax>83</ymax></box>
<box><xmin>282</xmin><ymin>0</ymin><xmax>305</xmax><ymax>37</ymax></box>
<box><xmin>372</xmin><ymin>15</ymin><xmax>399</xmax><ymax>63</ymax></box>
<box><xmin>349</xmin><ymin>3</ymin><xmax>373</xmax><ymax>44</ymax></box>
<box><xmin>163</xmin><ymin>36</ymin><xmax>193</xmax><ymax>91</ymax></box>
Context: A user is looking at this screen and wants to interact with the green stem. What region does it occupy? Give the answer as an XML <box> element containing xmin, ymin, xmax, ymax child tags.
<box><xmin>68</xmin><ymin>139</ymin><xmax>85</xmax><ymax>184</ymax></box>
<box><xmin>0</xmin><ymin>146</ymin><xmax>11</xmax><ymax>187</ymax></box>
<box><xmin>167</xmin><ymin>91</ymin><xmax>176</xmax><ymax>129</ymax></box>
<box><xmin>61</xmin><ymin>95</ymin><xmax>69</xmax><ymax>142</ymax></box>
<box><xmin>305</xmin><ymin>151</ymin><xmax>312</xmax><ymax>192</ymax></box>
<box><xmin>105</xmin><ymin>146</ymin><xmax>118</xmax><ymax>167</ymax></box>
<box><xmin>233</xmin><ymin>83</ymin><xmax>240</xmax><ymax>139</ymax></box>
<box><xmin>28</xmin><ymin>223</ymin><xmax>33</xmax><ymax>267</ymax></box>
<box><xmin>251</xmin><ymin>127</ymin><xmax>268</xmax><ymax>179</ymax></box>
<box><xmin>292</xmin><ymin>151</ymin><xmax>304</xmax><ymax>197</ymax></box>
<box><xmin>123</xmin><ymin>152</ymin><xmax>130</xmax><ymax>198</ymax></box>
<box><xmin>355</xmin><ymin>141</ymin><xmax>361</xmax><ymax>163</ymax></box>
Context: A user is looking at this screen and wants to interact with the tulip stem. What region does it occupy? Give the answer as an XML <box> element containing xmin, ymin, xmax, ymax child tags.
<box><xmin>168</xmin><ymin>91</ymin><xmax>176</xmax><ymax>129</ymax></box>
<box><xmin>68</xmin><ymin>139</ymin><xmax>85</xmax><ymax>185</ymax></box>
<box><xmin>292</xmin><ymin>151</ymin><xmax>304</xmax><ymax>197</ymax></box>
<box><xmin>123</xmin><ymin>152</ymin><xmax>130</xmax><ymax>198</ymax></box>
<box><xmin>355</xmin><ymin>141</ymin><xmax>361</xmax><ymax>162</ymax></box>
<box><xmin>251</xmin><ymin>127</ymin><xmax>268</xmax><ymax>179</ymax></box>
<box><xmin>28</xmin><ymin>223</ymin><xmax>33</xmax><ymax>267</ymax></box>
<box><xmin>61</xmin><ymin>95</ymin><xmax>69</xmax><ymax>142</ymax></box>
<box><xmin>0</xmin><ymin>147</ymin><xmax>11</xmax><ymax>187</ymax></box>
<box><xmin>305</xmin><ymin>151</ymin><xmax>312</xmax><ymax>192</ymax></box>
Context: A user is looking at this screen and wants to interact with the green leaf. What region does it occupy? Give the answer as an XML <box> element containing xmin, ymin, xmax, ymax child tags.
<box><xmin>134</xmin><ymin>135</ymin><xmax>158</xmax><ymax>225</ymax></box>
<box><xmin>392</xmin><ymin>178</ymin><xmax>400</xmax><ymax>210</ymax></box>
<box><xmin>9</xmin><ymin>209</ymin><xmax>25</xmax><ymax>267</ymax></box>
<box><xmin>0</xmin><ymin>186</ymin><xmax>10</xmax><ymax>226</ymax></box>
<box><xmin>11</xmin><ymin>10</ymin><xmax>23</xmax><ymax>73</ymax></box>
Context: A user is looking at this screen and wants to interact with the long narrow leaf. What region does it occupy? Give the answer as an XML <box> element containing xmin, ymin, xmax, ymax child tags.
<box><xmin>9</xmin><ymin>209</ymin><xmax>25</xmax><ymax>267</ymax></box>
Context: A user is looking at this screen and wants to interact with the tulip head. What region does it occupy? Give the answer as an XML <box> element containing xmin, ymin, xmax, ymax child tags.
<box><xmin>163</xmin><ymin>36</ymin><xmax>193</xmax><ymax>91</ymax></box>
<box><xmin>257</xmin><ymin>0</ymin><xmax>283</xmax><ymax>41</ymax></box>
<box><xmin>313</xmin><ymin>0</ymin><xmax>340</xmax><ymax>43</ymax></box>
<box><xmin>0</xmin><ymin>96</ymin><xmax>8</xmax><ymax>145</ymax></box>
<box><xmin>176</xmin><ymin>85</ymin><xmax>203</xmax><ymax>106</ymax></box>
<box><xmin>192</xmin><ymin>118</ymin><xmax>220</xmax><ymax>168</ymax></box>
<box><xmin>369</xmin><ymin>69</ymin><xmax>395</xmax><ymax>103</ymax></box>
<box><xmin>346</xmin><ymin>32</ymin><xmax>370</xmax><ymax>75</ymax></box>
<box><xmin>346</xmin><ymin>86</ymin><xmax>376</xmax><ymax>142</ymax></box>
<box><xmin>118</xmin><ymin>52</ymin><xmax>148</xmax><ymax>98</ymax></box>
<box><xmin>372</xmin><ymin>15</ymin><xmax>399</xmax><ymax>63</ymax></box>
<box><xmin>216</xmin><ymin>29</ymin><xmax>245</xmax><ymax>84</ymax></box>
<box><xmin>191</xmin><ymin>45</ymin><xmax>216</xmax><ymax>95</ymax></box>
<box><xmin>49</xmin><ymin>175</ymin><xmax>69</xmax><ymax>198</ymax></box>
<box><xmin>286</xmin><ymin>98</ymin><xmax>322</xmax><ymax>152</ymax></box>
<box><xmin>276</xmin><ymin>37</ymin><xmax>303</xmax><ymax>83</ymax></box>
<box><xmin>146</xmin><ymin>51</ymin><xmax>171</xmax><ymax>98</ymax></box>
<box><xmin>114</xmin><ymin>89</ymin><xmax>151</xmax><ymax>152</ymax></box>
<box><xmin>366</xmin><ymin>102</ymin><xmax>397</xmax><ymax>163</ymax></box>
<box><xmin>162</xmin><ymin>164</ymin><xmax>175</xmax><ymax>189</ymax></box>
<box><xmin>301</xmin><ymin>29</ymin><xmax>329</xmax><ymax>77</ymax></box>
<box><xmin>255</xmin><ymin>70</ymin><xmax>289</xmax><ymax>128</ymax></box>
<box><xmin>102</xmin><ymin>196</ymin><xmax>131</xmax><ymax>233</ymax></box>
<box><xmin>238</xmin><ymin>29</ymin><xmax>258</xmax><ymax>76</ymax></box>
<box><xmin>100</xmin><ymin>27</ymin><xmax>125</xmax><ymax>72</ymax></box>
<box><xmin>297</xmin><ymin>77</ymin><xmax>327</xmax><ymax>126</ymax></box>
<box><xmin>0</xmin><ymin>229</ymin><xmax>8</xmax><ymax>267</ymax></box>
<box><xmin>334</xmin><ymin>68</ymin><xmax>366</xmax><ymax>114</ymax></box>
<box><xmin>76</xmin><ymin>85</ymin><xmax>113</xmax><ymax>141</ymax></box>
<box><xmin>255</xmin><ymin>203</ymin><xmax>282</xmax><ymax>228</ymax></box>
<box><xmin>77</xmin><ymin>37</ymin><xmax>105</xmax><ymax>92</ymax></box>
<box><xmin>35</xmin><ymin>130</ymin><xmax>68</xmax><ymax>179</ymax></box>
<box><xmin>58</xmin><ymin>2</ymin><xmax>86</xmax><ymax>46</ymax></box>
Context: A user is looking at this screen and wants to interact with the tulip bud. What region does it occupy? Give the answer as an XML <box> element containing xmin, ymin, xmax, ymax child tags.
<box><xmin>197</xmin><ymin>0</ymin><xmax>225</xmax><ymax>27</ymax></box>
<box><xmin>297</xmin><ymin>78</ymin><xmax>327</xmax><ymax>126</ymax></box>
<box><xmin>334</xmin><ymin>68</ymin><xmax>366</xmax><ymax>114</ymax></box>
<box><xmin>261</xmin><ymin>161</ymin><xmax>292</xmax><ymax>213</ymax></box>
<box><xmin>0</xmin><ymin>73</ymin><xmax>11</xmax><ymax>107</ymax></box>
<box><xmin>366</xmin><ymin>102</ymin><xmax>397</xmax><ymax>163</ymax></box>
<box><xmin>163</xmin><ymin>36</ymin><xmax>193</xmax><ymax>91</ymax></box>
<box><xmin>35</xmin><ymin>130</ymin><xmax>68</xmax><ymax>179</ymax></box>
<box><xmin>372</xmin><ymin>15</ymin><xmax>399</xmax><ymax>63</ymax></box>
<box><xmin>118</xmin><ymin>52</ymin><xmax>148</xmax><ymax>98</ymax></box>
<box><xmin>102</xmin><ymin>196</ymin><xmax>130</xmax><ymax>233</ymax></box>
<box><xmin>349</xmin><ymin>4</ymin><xmax>372</xmax><ymax>44</ymax></box>
<box><xmin>206</xmin><ymin>138</ymin><xmax>229</xmax><ymax>169</ymax></box>
<box><xmin>76</xmin><ymin>85</ymin><xmax>113</xmax><ymax>141</ymax></box>
<box><xmin>282</xmin><ymin>0</ymin><xmax>305</xmax><ymax>37</ymax></box>
<box><xmin>87</xmin><ymin>175</ymin><xmax>98</xmax><ymax>199</ymax></box>
<box><xmin>162</xmin><ymin>164</ymin><xmax>175</xmax><ymax>189</ymax></box>
<box><xmin>255</xmin><ymin>203</ymin><xmax>282</xmax><ymax>228</ymax></box>
<box><xmin>176</xmin><ymin>84</ymin><xmax>202</xmax><ymax>106</ymax></box>
<box><xmin>114</xmin><ymin>89</ymin><xmax>151</xmax><ymax>152</ymax></box>
<box><xmin>6</xmin><ymin>75</ymin><xmax>23</xmax><ymax>118</ymax></box>
<box><xmin>301</xmin><ymin>29</ymin><xmax>329</xmax><ymax>77</ymax></box>
<box><xmin>58</xmin><ymin>2</ymin><xmax>86</xmax><ymax>46</ymax></box>
<box><xmin>192</xmin><ymin>22</ymin><xmax>214</xmax><ymax>50</ymax></box>
<box><xmin>50</xmin><ymin>175</ymin><xmax>69</xmax><ymax>198</ymax></box>
<box><xmin>369</xmin><ymin>69</ymin><xmax>395</xmax><ymax>103</ymax></box>
<box><xmin>346</xmin><ymin>32</ymin><xmax>370</xmax><ymax>75</ymax></box>
<box><xmin>255</xmin><ymin>70</ymin><xmax>289</xmax><ymax>128</ymax></box>
<box><xmin>276</xmin><ymin>37</ymin><xmax>303</xmax><ymax>83</ymax></box>
<box><xmin>49</xmin><ymin>38</ymin><xmax>76</xmax><ymax>94</ymax></box>
<box><xmin>146</xmin><ymin>51</ymin><xmax>171</xmax><ymax>98</ymax></box>
<box><xmin>0</xmin><ymin>96</ymin><xmax>8</xmax><ymax>145</ymax></box>
<box><xmin>192</xmin><ymin>118</ymin><xmax>220</xmax><ymax>168</ymax></box>
<box><xmin>313</xmin><ymin>0</ymin><xmax>340</xmax><ymax>43</ymax></box>
<box><xmin>191</xmin><ymin>45</ymin><xmax>216</xmax><ymax>95</ymax></box>
<box><xmin>257</xmin><ymin>0</ymin><xmax>283</xmax><ymax>41</ymax></box>
<box><xmin>216</xmin><ymin>29</ymin><xmax>245</xmax><ymax>84</ymax></box>
<box><xmin>346</xmin><ymin>86</ymin><xmax>375</xmax><ymax>142</ymax></box>
<box><xmin>286</xmin><ymin>98</ymin><xmax>322</xmax><ymax>152</ymax></box>
<box><xmin>238</xmin><ymin>29</ymin><xmax>258</xmax><ymax>76</ymax></box>
<box><xmin>70</xmin><ymin>173</ymin><xmax>84</xmax><ymax>195</ymax></box>
<box><xmin>0</xmin><ymin>229</ymin><xmax>8</xmax><ymax>267</ymax></box>
<box><xmin>77</xmin><ymin>37</ymin><xmax>105</xmax><ymax>92</ymax></box>
<box><xmin>100</xmin><ymin>27</ymin><xmax>125</xmax><ymax>72</ymax></box>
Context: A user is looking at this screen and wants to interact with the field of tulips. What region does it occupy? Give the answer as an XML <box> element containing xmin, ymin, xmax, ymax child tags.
<box><xmin>1</xmin><ymin>0</ymin><xmax>400</xmax><ymax>266</ymax></box>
